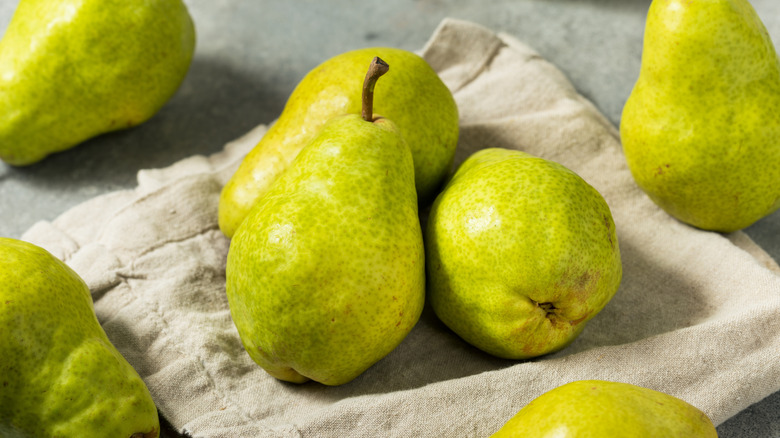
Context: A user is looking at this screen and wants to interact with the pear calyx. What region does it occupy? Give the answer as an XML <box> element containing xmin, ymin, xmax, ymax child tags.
<box><xmin>362</xmin><ymin>56</ymin><xmax>390</xmax><ymax>122</ymax></box>
<box><xmin>130</xmin><ymin>429</ymin><xmax>159</xmax><ymax>438</ymax></box>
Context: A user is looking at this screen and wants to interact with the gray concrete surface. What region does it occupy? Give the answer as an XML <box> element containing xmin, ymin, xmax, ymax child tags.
<box><xmin>1</xmin><ymin>0</ymin><xmax>778</xmax><ymax>436</ymax></box>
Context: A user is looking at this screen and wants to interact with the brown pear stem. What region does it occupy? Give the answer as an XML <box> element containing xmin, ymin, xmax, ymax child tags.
<box><xmin>362</xmin><ymin>57</ymin><xmax>390</xmax><ymax>122</ymax></box>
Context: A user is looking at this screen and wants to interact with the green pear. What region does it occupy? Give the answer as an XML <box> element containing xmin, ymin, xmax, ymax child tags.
<box><xmin>0</xmin><ymin>0</ymin><xmax>196</xmax><ymax>166</ymax></box>
<box><xmin>490</xmin><ymin>380</ymin><xmax>718</xmax><ymax>437</ymax></box>
<box><xmin>0</xmin><ymin>238</ymin><xmax>159</xmax><ymax>437</ymax></box>
<box><xmin>425</xmin><ymin>148</ymin><xmax>622</xmax><ymax>359</ymax></box>
<box><xmin>621</xmin><ymin>0</ymin><xmax>780</xmax><ymax>232</ymax></box>
<box><xmin>218</xmin><ymin>47</ymin><xmax>459</xmax><ymax>238</ymax></box>
<box><xmin>225</xmin><ymin>58</ymin><xmax>425</xmax><ymax>385</ymax></box>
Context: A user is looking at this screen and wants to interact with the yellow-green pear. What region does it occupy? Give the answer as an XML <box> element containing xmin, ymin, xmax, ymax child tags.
<box><xmin>0</xmin><ymin>0</ymin><xmax>196</xmax><ymax>166</ymax></box>
<box><xmin>0</xmin><ymin>238</ymin><xmax>159</xmax><ymax>437</ymax></box>
<box><xmin>225</xmin><ymin>58</ymin><xmax>425</xmax><ymax>385</ymax></box>
<box><xmin>218</xmin><ymin>47</ymin><xmax>459</xmax><ymax>238</ymax></box>
<box><xmin>621</xmin><ymin>0</ymin><xmax>780</xmax><ymax>232</ymax></box>
<box><xmin>491</xmin><ymin>380</ymin><xmax>718</xmax><ymax>437</ymax></box>
<box><xmin>425</xmin><ymin>148</ymin><xmax>622</xmax><ymax>359</ymax></box>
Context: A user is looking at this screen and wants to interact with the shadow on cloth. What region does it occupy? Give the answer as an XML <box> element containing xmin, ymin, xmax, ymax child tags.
<box><xmin>291</xmin><ymin>232</ymin><xmax>716</xmax><ymax>401</ymax></box>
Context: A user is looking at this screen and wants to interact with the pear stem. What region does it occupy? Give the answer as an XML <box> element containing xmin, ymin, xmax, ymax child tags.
<box><xmin>362</xmin><ymin>57</ymin><xmax>390</xmax><ymax>122</ymax></box>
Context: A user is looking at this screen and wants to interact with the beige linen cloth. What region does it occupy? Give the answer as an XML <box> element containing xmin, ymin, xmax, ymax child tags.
<box><xmin>22</xmin><ymin>18</ymin><xmax>780</xmax><ymax>437</ymax></box>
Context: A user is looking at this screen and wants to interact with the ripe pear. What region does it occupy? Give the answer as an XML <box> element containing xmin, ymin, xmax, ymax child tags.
<box><xmin>0</xmin><ymin>0</ymin><xmax>196</xmax><ymax>166</ymax></box>
<box><xmin>225</xmin><ymin>58</ymin><xmax>425</xmax><ymax>385</ymax></box>
<box><xmin>0</xmin><ymin>238</ymin><xmax>159</xmax><ymax>437</ymax></box>
<box><xmin>425</xmin><ymin>148</ymin><xmax>622</xmax><ymax>359</ymax></box>
<box><xmin>490</xmin><ymin>380</ymin><xmax>718</xmax><ymax>437</ymax></box>
<box><xmin>621</xmin><ymin>0</ymin><xmax>780</xmax><ymax>232</ymax></box>
<box><xmin>218</xmin><ymin>47</ymin><xmax>459</xmax><ymax>238</ymax></box>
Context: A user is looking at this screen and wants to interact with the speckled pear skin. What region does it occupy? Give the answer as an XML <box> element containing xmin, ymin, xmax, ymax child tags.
<box><xmin>0</xmin><ymin>0</ymin><xmax>196</xmax><ymax>166</ymax></box>
<box><xmin>0</xmin><ymin>238</ymin><xmax>159</xmax><ymax>437</ymax></box>
<box><xmin>490</xmin><ymin>380</ymin><xmax>718</xmax><ymax>437</ymax></box>
<box><xmin>620</xmin><ymin>0</ymin><xmax>780</xmax><ymax>232</ymax></box>
<box><xmin>425</xmin><ymin>148</ymin><xmax>622</xmax><ymax>359</ymax></box>
<box><xmin>218</xmin><ymin>47</ymin><xmax>459</xmax><ymax>237</ymax></box>
<box><xmin>226</xmin><ymin>114</ymin><xmax>425</xmax><ymax>386</ymax></box>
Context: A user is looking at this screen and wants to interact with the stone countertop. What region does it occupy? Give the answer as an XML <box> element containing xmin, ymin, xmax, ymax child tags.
<box><xmin>1</xmin><ymin>1</ymin><xmax>778</xmax><ymax>436</ymax></box>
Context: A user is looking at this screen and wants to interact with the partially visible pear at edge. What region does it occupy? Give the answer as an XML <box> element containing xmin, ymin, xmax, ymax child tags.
<box><xmin>490</xmin><ymin>380</ymin><xmax>718</xmax><ymax>437</ymax></box>
<box><xmin>0</xmin><ymin>0</ymin><xmax>196</xmax><ymax>166</ymax></box>
<box><xmin>218</xmin><ymin>47</ymin><xmax>459</xmax><ymax>238</ymax></box>
<box><xmin>226</xmin><ymin>59</ymin><xmax>425</xmax><ymax>385</ymax></box>
<box><xmin>621</xmin><ymin>0</ymin><xmax>780</xmax><ymax>232</ymax></box>
<box><xmin>0</xmin><ymin>238</ymin><xmax>159</xmax><ymax>438</ymax></box>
